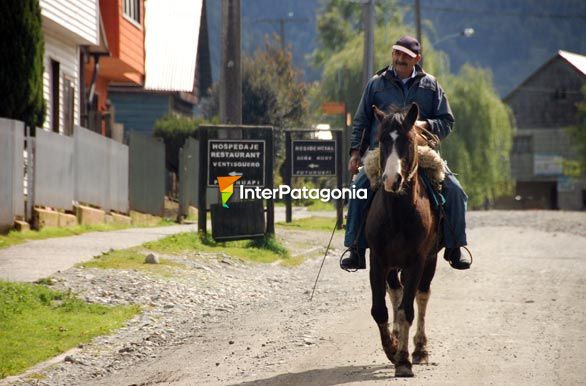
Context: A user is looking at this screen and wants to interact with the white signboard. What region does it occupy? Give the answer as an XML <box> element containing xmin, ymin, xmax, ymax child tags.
<box><xmin>534</xmin><ymin>154</ymin><xmax>563</xmax><ymax>176</ymax></box>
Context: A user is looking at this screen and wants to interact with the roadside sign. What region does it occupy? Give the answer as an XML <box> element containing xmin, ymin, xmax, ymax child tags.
<box><xmin>208</xmin><ymin>139</ymin><xmax>265</xmax><ymax>186</ymax></box>
<box><xmin>291</xmin><ymin>140</ymin><xmax>336</xmax><ymax>176</ymax></box>
<box><xmin>321</xmin><ymin>102</ymin><xmax>345</xmax><ymax>115</ymax></box>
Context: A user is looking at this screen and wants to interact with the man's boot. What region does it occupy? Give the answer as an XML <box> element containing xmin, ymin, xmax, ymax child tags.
<box><xmin>341</xmin><ymin>248</ymin><xmax>366</xmax><ymax>270</ymax></box>
<box><xmin>444</xmin><ymin>247</ymin><xmax>471</xmax><ymax>270</ymax></box>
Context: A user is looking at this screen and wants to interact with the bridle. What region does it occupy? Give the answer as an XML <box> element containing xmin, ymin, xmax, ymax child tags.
<box><xmin>379</xmin><ymin>124</ymin><xmax>419</xmax><ymax>187</ymax></box>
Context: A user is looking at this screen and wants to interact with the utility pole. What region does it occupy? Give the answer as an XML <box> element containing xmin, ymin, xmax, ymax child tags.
<box><xmin>415</xmin><ymin>0</ymin><xmax>422</xmax><ymax>53</ymax></box>
<box><xmin>256</xmin><ymin>15</ymin><xmax>309</xmax><ymax>51</ymax></box>
<box><xmin>220</xmin><ymin>0</ymin><xmax>241</xmax><ymax>124</ymax></box>
<box><xmin>362</xmin><ymin>0</ymin><xmax>375</xmax><ymax>87</ymax></box>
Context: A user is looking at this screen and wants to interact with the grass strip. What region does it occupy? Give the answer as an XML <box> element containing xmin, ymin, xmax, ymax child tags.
<box><xmin>276</xmin><ymin>216</ymin><xmax>337</xmax><ymax>231</ymax></box>
<box><xmin>78</xmin><ymin>248</ymin><xmax>185</xmax><ymax>276</ymax></box>
<box><xmin>144</xmin><ymin>233</ymin><xmax>290</xmax><ymax>264</ymax></box>
<box><xmin>0</xmin><ymin>215</ymin><xmax>174</xmax><ymax>250</ymax></box>
<box><xmin>0</xmin><ymin>281</ymin><xmax>139</xmax><ymax>379</ymax></box>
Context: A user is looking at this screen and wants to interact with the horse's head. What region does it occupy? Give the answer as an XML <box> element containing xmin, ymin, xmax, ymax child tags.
<box><xmin>374</xmin><ymin>103</ymin><xmax>419</xmax><ymax>193</ymax></box>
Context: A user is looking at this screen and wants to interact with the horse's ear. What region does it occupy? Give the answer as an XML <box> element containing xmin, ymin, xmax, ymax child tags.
<box><xmin>403</xmin><ymin>103</ymin><xmax>419</xmax><ymax>131</ymax></box>
<box><xmin>372</xmin><ymin>105</ymin><xmax>385</xmax><ymax>122</ymax></box>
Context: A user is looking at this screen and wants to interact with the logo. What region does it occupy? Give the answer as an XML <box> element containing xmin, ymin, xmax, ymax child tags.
<box><xmin>217</xmin><ymin>175</ymin><xmax>241</xmax><ymax>208</ymax></box>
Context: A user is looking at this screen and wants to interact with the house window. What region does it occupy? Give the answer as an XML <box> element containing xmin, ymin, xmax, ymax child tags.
<box><xmin>51</xmin><ymin>60</ymin><xmax>60</xmax><ymax>133</ymax></box>
<box><xmin>123</xmin><ymin>0</ymin><xmax>140</xmax><ymax>24</ymax></box>
<box><xmin>63</xmin><ymin>77</ymin><xmax>75</xmax><ymax>136</ymax></box>
<box><xmin>513</xmin><ymin>135</ymin><xmax>532</xmax><ymax>154</ymax></box>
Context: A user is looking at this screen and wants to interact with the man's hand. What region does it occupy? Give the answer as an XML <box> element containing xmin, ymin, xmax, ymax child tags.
<box><xmin>348</xmin><ymin>150</ymin><xmax>361</xmax><ymax>175</ymax></box>
<box><xmin>415</xmin><ymin>120</ymin><xmax>429</xmax><ymax>131</ymax></box>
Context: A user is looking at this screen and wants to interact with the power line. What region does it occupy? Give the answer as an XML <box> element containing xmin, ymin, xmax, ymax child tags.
<box><xmin>399</xmin><ymin>3</ymin><xmax>586</xmax><ymax>20</ymax></box>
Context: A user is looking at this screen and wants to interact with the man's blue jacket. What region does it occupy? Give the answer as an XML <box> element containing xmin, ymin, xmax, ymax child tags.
<box><xmin>350</xmin><ymin>64</ymin><xmax>455</xmax><ymax>155</ymax></box>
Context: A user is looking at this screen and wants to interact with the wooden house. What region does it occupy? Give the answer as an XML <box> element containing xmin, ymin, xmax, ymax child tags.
<box><xmin>82</xmin><ymin>0</ymin><xmax>146</xmax><ymax>136</ymax></box>
<box><xmin>40</xmin><ymin>0</ymin><xmax>99</xmax><ymax>135</ymax></box>
<box><xmin>107</xmin><ymin>0</ymin><xmax>211</xmax><ymax>137</ymax></box>
<box><xmin>505</xmin><ymin>50</ymin><xmax>586</xmax><ymax>210</ymax></box>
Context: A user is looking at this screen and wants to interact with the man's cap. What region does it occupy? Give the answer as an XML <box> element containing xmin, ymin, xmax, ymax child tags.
<box><xmin>392</xmin><ymin>35</ymin><xmax>420</xmax><ymax>58</ymax></box>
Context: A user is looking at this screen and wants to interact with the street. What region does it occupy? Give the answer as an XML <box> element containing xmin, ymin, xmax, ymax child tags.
<box><xmin>4</xmin><ymin>211</ymin><xmax>586</xmax><ymax>385</ymax></box>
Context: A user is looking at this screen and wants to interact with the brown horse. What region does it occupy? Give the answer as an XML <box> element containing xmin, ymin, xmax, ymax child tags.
<box><xmin>365</xmin><ymin>103</ymin><xmax>442</xmax><ymax>377</ymax></box>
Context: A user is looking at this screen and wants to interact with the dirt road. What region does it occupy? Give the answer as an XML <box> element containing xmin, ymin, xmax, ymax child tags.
<box><xmin>75</xmin><ymin>212</ymin><xmax>586</xmax><ymax>386</ymax></box>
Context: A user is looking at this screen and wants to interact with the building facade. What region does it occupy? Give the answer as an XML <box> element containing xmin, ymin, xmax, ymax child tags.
<box><xmin>40</xmin><ymin>0</ymin><xmax>99</xmax><ymax>135</ymax></box>
<box><xmin>505</xmin><ymin>50</ymin><xmax>586</xmax><ymax>210</ymax></box>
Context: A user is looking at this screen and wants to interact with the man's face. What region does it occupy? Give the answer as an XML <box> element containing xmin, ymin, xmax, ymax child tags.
<box><xmin>392</xmin><ymin>49</ymin><xmax>420</xmax><ymax>77</ymax></box>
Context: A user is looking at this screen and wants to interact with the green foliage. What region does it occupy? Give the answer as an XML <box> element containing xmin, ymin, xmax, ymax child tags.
<box><xmin>312</xmin><ymin>4</ymin><xmax>513</xmax><ymax>209</ymax></box>
<box><xmin>312</xmin><ymin>0</ymin><xmax>404</xmax><ymax>68</ymax></box>
<box><xmin>566</xmin><ymin>85</ymin><xmax>586</xmax><ymax>173</ymax></box>
<box><xmin>204</xmin><ymin>39</ymin><xmax>308</xmax><ymax>183</ymax></box>
<box><xmin>153</xmin><ymin>114</ymin><xmax>208</xmax><ymax>174</ymax></box>
<box><xmin>441</xmin><ymin>65</ymin><xmax>514</xmax><ymax>208</ymax></box>
<box><xmin>204</xmin><ymin>39</ymin><xmax>307</xmax><ymax>129</ymax></box>
<box><xmin>0</xmin><ymin>281</ymin><xmax>138</xmax><ymax>378</ymax></box>
<box><xmin>0</xmin><ymin>0</ymin><xmax>45</xmax><ymax>127</ymax></box>
<box><xmin>241</xmin><ymin>40</ymin><xmax>307</xmax><ymax>128</ymax></box>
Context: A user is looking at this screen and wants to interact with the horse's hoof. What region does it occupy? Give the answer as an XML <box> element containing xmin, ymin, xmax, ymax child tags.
<box><xmin>395</xmin><ymin>364</ymin><xmax>414</xmax><ymax>378</ymax></box>
<box><xmin>412</xmin><ymin>350</ymin><xmax>429</xmax><ymax>365</ymax></box>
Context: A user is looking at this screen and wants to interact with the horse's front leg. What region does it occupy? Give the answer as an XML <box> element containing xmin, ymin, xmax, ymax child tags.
<box><xmin>386</xmin><ymin>269</ymin><xmax>402</xmax><ymax>359</ymax></box>
<box><xmin>369</xmin><ymin>253</ymin><xmax>395</xmax><ymax>363</ymax></box>
<box><xmin>394</xmin><ymin>263</ymin><xmax>424</xmax><ymax>377</ymax></box>
<box><xmin>413</xmin><ymin>254</ymin><xmax>437</xmax><ymax>365</ymax></box>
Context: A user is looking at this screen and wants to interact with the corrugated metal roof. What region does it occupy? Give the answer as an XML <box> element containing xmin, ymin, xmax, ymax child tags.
<box><xmin>144</xmin><ymin>0</ymin><xmax>202</xmax><ymax>92</ymax></box>
<box><xmin>559</xmin><ymin>50</ymin><xmax>586</xmax><ymax>76</ymax></box>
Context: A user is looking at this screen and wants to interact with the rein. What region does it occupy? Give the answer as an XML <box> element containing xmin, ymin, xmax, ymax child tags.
<box><xmin>405</xmin><ymin>139</ymin><xmax>419</xmax><ymax>183</ymax></box>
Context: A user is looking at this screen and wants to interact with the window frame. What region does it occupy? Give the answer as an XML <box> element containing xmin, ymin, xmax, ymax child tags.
<box><xmin>123</xmin><ymin>0</ymin><xmax>141</xmax><ymax>27</ymax></box>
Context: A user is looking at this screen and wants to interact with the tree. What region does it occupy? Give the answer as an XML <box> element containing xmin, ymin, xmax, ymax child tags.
<box><xmin>312</xmin><ymin>0</ymin><xmax>403</xmax><ymax>68</ymax></box>
<box><xmin>204</xmin><ymin>39</ymin><xmax>307</xmax><ymax>128</ymax></box>
<box><xmin>241</xmin><ymin>40</ymin><xmax>307</xmax><ymax>128</ymax></box>
<box><xmin>310</xmin><ymin>0</ymin><xmax>448</xmax><ymax>120</ymax></box>
<box><xmin>203</xmin><ymin>39</ymin><xmax>308</xmax><ymax>185</ymax></box>
<box><xmin>312</xmin><ymin>4</ymin><xmax>512</xmax><ymax>208</ymax></box>
<box><xmin>441</xmin><ymin>65</ymin><xmax>514</xmax><ymax>208</ymax></box>
<box><xmin>0</xmin><ymin>0</ymin><xmax>45</xmax><ymax>128</ymax></box>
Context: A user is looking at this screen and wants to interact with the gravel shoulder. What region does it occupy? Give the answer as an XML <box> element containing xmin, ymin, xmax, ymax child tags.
<box><xmin>3</xmin><ymin>210</ymin><xmax>586</xmax><ymax>386</ymax></box>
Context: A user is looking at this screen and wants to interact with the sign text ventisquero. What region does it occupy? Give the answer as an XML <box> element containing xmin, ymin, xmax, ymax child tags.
<box><xmin>208</xmin><ymin>140</ymin><xmax>265</xmax><ymax>186</ymax></box>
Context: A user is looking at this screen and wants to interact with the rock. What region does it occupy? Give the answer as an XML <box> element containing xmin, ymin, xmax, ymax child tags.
<box><xmin>145</xmin><ymin>253</ymin><xmax>160</xmax><ymax>264</ymax></box>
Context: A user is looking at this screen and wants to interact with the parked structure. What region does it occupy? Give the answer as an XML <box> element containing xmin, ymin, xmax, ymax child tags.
<box><xmin>505</xmin><ymin>50</ymin><xmax>586</xmax><ymax>210</ymax></box>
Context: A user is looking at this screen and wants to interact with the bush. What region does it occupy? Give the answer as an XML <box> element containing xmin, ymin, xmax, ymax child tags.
<box><xmin>153</xmin><ymin>114</ymin><xmax>208</xmax><ymax>174</ymax></box>
<box><xmin>0</xmin><ymin>0</ymin><xmax>46</xmax><ymax>128</ymax></box>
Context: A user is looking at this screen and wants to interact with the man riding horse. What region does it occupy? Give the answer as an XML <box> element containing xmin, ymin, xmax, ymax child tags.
<box><xmin>341</xmin><ymin>35</ymin><xmax>471</xmax><ymax>271</ymax></box>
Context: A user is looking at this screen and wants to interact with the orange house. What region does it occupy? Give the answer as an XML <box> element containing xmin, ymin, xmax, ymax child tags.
<box><xmin>83</xmin><ymin>0</ymin><xmax>145</xmax><ymax>135</ymax></box>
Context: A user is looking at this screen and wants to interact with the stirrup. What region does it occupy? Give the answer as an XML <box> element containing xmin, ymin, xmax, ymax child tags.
<box><xmin>340</xmin><ymin>247</ymin><xmax>366</xmax><ymax>272</ymax></box>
